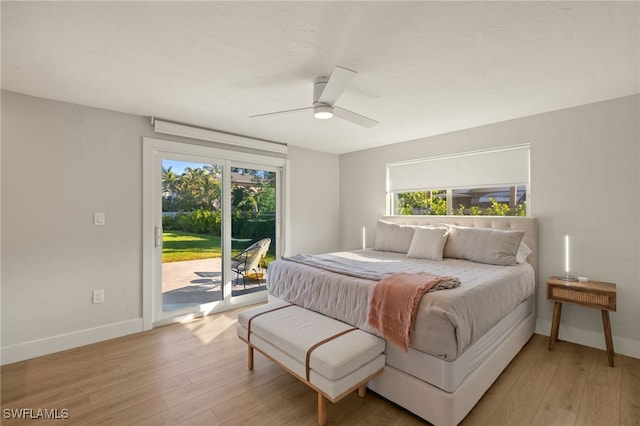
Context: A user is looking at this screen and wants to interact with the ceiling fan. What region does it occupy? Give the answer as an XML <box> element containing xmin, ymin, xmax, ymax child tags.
<box><xmin>250</xmin><ymin>66</ymin><xmax>379</xmax><ymax>128</ymax></box>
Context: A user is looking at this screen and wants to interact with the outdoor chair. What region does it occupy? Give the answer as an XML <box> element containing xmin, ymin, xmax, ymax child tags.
<box><xmin>231</xmin><ymin>238</ymin><xmax>271</xmax><ymax>289</ymax></box>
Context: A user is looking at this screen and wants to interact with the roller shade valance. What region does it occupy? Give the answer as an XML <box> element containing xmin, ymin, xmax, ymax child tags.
<box><xmin>152</xmin><ymin>118</ymin><xmax>288</xmax><ymax>156</ymax></box>
<box><xmin>386</xmin><ymin>145</ymin><xmax>530</xmax><ymax>193</ymax></box>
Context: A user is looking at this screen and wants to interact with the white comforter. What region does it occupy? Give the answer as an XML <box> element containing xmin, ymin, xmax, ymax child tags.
<box><xmin>267</xmin><ymin>249</ymin><xmax>535</xmax><ymax>360</ymax></box>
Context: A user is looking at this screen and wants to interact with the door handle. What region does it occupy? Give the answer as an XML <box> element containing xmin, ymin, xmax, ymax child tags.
<box><xmin>155</xmin><ymin>226</ymin><xmax>163</xmax><ymax>247</ymax></box>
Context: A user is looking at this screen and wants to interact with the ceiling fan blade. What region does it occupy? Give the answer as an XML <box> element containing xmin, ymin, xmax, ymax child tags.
<box><xmin>249</xmin><ymin>107</ymin><xmax>312</xmax><ymax>118</ymax></box>
<box><xmin>333</xmin><ymin>107</ymin><xmax>379</xmax><ymax>128</ymax></box>
<box><xmin>317</xmin><ymin>66</ymin><xmax>357</xmax><ymax>105</ymax></box>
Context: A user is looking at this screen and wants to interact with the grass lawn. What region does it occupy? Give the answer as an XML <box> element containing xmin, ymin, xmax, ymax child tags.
<box><xmin>162</xmin><ymin>231</ymin><xmax>221</xmax><ymax>263</ymax></box>
<box><xmin>162</xmin><ymin>231</ymin><xmax>276</xmax><ymax>264</ymax></box>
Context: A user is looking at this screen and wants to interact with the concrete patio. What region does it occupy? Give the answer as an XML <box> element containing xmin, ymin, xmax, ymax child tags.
<box><xmin>162</xmin><ymin>257</ymin><xmax>267</xmax><ymax>311</ymax></box>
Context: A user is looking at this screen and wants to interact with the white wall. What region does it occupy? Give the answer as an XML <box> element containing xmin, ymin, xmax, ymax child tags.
<box><xmin>0</xmin><ymin>91</ymin><xmax>341</xmax><ymax>363</ymax></box>
<box><xmin>340</xmin><ymin>95</ymin><xmax>640</xmax><ymax>359</ymax></box>
<box><xmin>287</xmin><ymin>145</ymin><xmax>341</xmax><ymax>256</ymax></box>
<box><xmin>1</xmin><ymin>91</ymin><xmax>149</xmax><ymax>362</ymax></box>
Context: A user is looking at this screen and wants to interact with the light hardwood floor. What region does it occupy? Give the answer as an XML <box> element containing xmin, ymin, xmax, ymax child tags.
<box><xmin>2</xmin><ymin>306</ymin><xmax>639</xmax><ymax>425</ymax></box>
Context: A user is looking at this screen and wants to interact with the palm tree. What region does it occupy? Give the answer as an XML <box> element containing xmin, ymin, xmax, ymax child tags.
<box><xmin>173</xmin><ymin>166</ymin><xmax>222</xmax><ymax>212</ymax></box>
<box><xmin>162</xmin><ymin>166</ymin><xmax>179</xmax><ymax>211</ymax></box>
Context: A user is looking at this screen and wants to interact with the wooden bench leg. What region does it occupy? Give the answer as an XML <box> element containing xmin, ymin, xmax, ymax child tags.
<box><xmin>248</xmin><ymin>345</ymin><xmax>254</xmax><ymax>370</ymax></box>
<box><xmin>358</xmin><ymin>383</ymin><xmax>366</xmax><ymax>397</ymax></box>
<box><xmin>601</xmin><ymin>310</ymin><xmax>615</xmax><ymax>367</ymax></box>
<box><xmin>317</xmin><ymin>393</ymin><xmax>326</xmax><ymax>426</ymax></box>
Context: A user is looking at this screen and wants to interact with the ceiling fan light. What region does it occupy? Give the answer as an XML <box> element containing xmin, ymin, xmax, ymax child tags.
<box><xmin>313</xmin><ymin>105</ymin><xmax>334</xmax><ymax>119</ymax></box>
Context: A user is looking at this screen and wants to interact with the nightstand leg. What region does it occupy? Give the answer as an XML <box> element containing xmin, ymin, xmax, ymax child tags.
<box><xmin>601</xmin><ymin>310</ymin><xmax>615</xmax><ymax>367</ymax></box>
<box><xmin>549</xmin><ymin>302</ymin><xmax>563</xmax><ymax>350</ymax></box>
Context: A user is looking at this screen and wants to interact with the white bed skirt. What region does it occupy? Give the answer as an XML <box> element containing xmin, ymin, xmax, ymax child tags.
<box><xmin>368</xmin><ymin>308</ymin><xmax>536</xmax><ymax>426</ymax></box>
<box><xmin>385</xmin><ymin>295</ymin><xmax>534</xmax><ymax>393</ymax></box>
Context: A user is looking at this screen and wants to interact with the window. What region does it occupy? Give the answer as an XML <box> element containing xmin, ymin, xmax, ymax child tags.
<box><xmin>452</xmin><ymin>186</ymin><xmax>526</xmax><ymax>216</ymax></box>
<box><xmin>392</xmin><ymin>185</ymin><xmax>526</xmax><ymax>216</ymax></box>
<box><xmin>387</xmin><ymin>145</ymin><xmax>530</xmax><ymax>216</ymax></box>
<box><xmin>394</xmin><ymin>189</ymin><xmax>447</xmax><ymax>215</ymax></box>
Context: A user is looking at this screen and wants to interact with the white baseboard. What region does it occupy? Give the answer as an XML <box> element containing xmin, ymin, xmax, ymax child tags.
<box><xmin>535</xmin><ymin>319</ymin><xmax>640</xmax><ymax>360</ymax></box>
<box><xmin>1</xmin><ymin>319</ymin><xmax>144</xmax><ymax>365</ymax></box>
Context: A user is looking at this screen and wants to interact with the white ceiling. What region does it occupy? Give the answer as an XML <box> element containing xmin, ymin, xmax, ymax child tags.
<box><xmin>2</xmin><ymin>1</ymin><xmax>638</xmax><ymax>154</ymax></box>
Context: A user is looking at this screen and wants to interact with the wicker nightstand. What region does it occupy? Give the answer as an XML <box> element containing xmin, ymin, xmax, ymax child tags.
<box><xmin>547</xmin><ymin>277</ymin><xmax>617</xmax><ymax>367</ymax></box>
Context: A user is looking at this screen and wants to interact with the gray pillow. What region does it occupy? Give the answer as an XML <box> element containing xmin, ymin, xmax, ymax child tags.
<box><xmin>374</xmin><ymin>220</ymin><xmax>416</xmax><ymax>253</ymax></box>
<box><xmin>443</xmin><ymin>225</ymin><xmax>524</xmax><ymax>266</ymax></box>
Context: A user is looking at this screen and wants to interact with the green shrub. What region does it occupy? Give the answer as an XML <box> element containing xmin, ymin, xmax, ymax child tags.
<box><xmin>175</xmin><ymin>208</ymin><xmax>221</xmax><ymax>234</ymax></box>
<box><xmin>162</xmin><ymin>214</ymin><xmax>178</xmax><ymax>230</ymax></box>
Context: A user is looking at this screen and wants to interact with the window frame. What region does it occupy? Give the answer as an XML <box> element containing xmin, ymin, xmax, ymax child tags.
<box><xmin>143</xmin><ymin>137</ymin><xmax>286</xmax><ymax>328</ymax></box>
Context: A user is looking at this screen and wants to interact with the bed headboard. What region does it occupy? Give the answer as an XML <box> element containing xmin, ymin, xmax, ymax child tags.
<box><xmin>381</xmin><ymin>215</ymin><xmax>538</xmax><ymax>279</ymax></box>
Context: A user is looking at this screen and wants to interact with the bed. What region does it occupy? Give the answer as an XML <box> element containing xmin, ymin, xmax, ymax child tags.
<box><xmin>267</xmin><ymin>216</ymin><xmax>538</xmax><ymax>426</ymax></box>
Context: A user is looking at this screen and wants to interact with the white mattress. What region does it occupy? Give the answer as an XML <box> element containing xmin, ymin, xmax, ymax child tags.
<box><xmin>268</xmin><ymin>249</ymin><xmax>535</xmax><ymax>361</ymax></box>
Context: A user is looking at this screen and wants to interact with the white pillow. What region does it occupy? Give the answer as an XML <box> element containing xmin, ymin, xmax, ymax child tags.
<box><xmin>443</xmin><ymin>225</ymin><xmax>524</xmax><ymax>266</ymax></box>
<box><xmin>373</xmin><ymin>220</ymin><xmax>415</xmax><ymax>253</ymax></box>
<box><xmin>516</xmin><ymin>242</ymin><xmax>532</xmax><ymax>264</ymax></box>
<box><xmin>406</xmin><ymin>227</ymin><xmax>449</xmax><ymax>260</ymax></box>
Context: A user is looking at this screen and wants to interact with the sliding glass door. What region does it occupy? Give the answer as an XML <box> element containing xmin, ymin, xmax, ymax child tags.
<box><xmin>161</xmin><ymin>159</ymin><xmax>224</xmax><ymax>313</ymax></box>
<box><xmin>143</xmin><ymin>138</ymin><xmax>283</xmax><ymax>326</ymax></box>
<box><xmin>229</xmin><ymin>165</ymin><xmax>277</xmax><ymax>298</ymax></box>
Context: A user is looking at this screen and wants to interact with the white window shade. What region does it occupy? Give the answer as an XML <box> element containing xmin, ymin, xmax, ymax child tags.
<box><xmin>152</xmin><ymin>118</ymin><xmax>288</xmax><ymax>155</ymax></box>
<box><xmin>387</xmin><ymin>145</ymin><xmax>530</xmax><ymax>193</ymax></box>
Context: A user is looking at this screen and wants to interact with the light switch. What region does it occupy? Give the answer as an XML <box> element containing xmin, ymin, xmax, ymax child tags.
<box><xmin>94</xmin><ymin>212</ymin><xmax>105</xmax><ymax>226</ymax></box>
<box><xmin>92</xmin><ymin>289</ymin><xmax>104</xmax><ymax>304</ymax></box>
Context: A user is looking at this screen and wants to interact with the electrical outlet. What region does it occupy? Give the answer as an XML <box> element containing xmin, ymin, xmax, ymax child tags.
<box><xmin>92</xmin><ymin>289</ymin><xmax>104</xmax><ymax>304</ymax></box>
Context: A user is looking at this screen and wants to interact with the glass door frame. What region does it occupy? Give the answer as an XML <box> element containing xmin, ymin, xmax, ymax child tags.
<box><xmin>156</xmin><ymin>152</ymin><xmax>225</xmax><ymax>323</ymax></box>
<box><xmin>227</xmin><ymin>160</ymin><xmax>282</xmax><ymax>306</ymax></box>
<box><xmin>142</xmin><ymin>137</ymin><xmax>285</xmax><ymax>329</ymax></box>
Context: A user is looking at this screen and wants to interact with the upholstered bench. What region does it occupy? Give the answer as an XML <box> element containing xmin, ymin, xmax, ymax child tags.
<box><xmin>237</xmin><ymin>302</ymin><xmax>385</xmax><ymax>425</ymax></box>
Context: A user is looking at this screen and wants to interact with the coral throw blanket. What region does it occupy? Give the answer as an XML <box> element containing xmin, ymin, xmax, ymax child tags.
<box><xmin>368</xmin><ymin>272</ymin><xmax>459</xmax><ymax>351</ymax></box>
